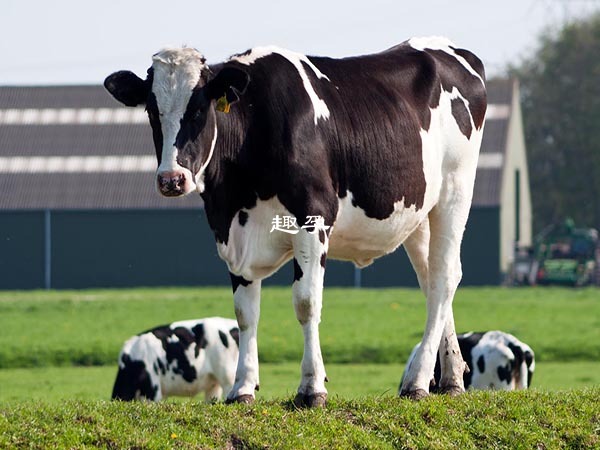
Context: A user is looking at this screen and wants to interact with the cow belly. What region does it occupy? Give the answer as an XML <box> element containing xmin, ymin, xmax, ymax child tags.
<box><xmin>161</xmin><ymin>371</ymin><xmax>214</xmax><ymax>397</ymax></box>
<box><xmin>328</xmin><ymin>194</ymin><xmax>429</xmax><ymax>267</ymax></box>
<box><xmin>217</xmin><ymin>197</ymin><xmax>295</xmax><ymax>280</ymax></box>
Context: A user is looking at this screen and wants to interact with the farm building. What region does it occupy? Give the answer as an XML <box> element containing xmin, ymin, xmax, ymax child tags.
<box><xmin>0</xmin><ymin>79</ymin><xmax>530</xmax><ymax>289</ymax></box>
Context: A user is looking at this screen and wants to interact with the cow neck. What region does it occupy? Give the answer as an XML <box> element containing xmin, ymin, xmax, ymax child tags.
<box><xmin>200</xmin><ymin>104</ymin><xmax>257</xmax><ymax>244</ymax></box>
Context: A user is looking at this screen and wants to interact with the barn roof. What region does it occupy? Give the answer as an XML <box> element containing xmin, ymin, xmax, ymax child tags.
<box><xmin>0</xmin><ymin>80</ymin><xmax>516</xmax><ymax>210</ymax></box>
<box><xmin>472</xmin><ymin>78</ymin><xmax>515</xmax><ymax>207</ymax></box>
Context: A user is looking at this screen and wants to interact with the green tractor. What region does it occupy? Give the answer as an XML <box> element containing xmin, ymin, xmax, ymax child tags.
<box><xmin>534</xmin><ymin>219</ymin><xmax>600</xmax><ymax>287</ymax></box>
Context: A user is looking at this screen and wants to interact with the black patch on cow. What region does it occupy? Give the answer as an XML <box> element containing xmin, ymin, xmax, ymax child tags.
<box><xmin>431</xmin><ymin>356</ymin><xmax>442</xmax><ymax>393</ymax></box>
<box><xmin>219</xmin><ymin>330</ymin><xmax>229</xmax><ymax>348</ymax></box>
<box><xmin>155</xmin><ymin>358</ymin><xmax>166</xmax><ymax>376</ymax></box>
<box><xmin>293</xmin><ymin>258</ymin><xmax>304</xmax><ymax>281</ymax></box>
<box><xmin>507</xmin><ymin>341</ymin><xmax>528</xmax><ymax>386</ymax></box>
<box><xmin>318</xmin><ymin>229</ymin><xmax>326</xmax><ymax>244</ymax></box>
<box><xmin>477</xmin><ymin>355</ymin><xmax>485</xmax><ymax>373</ymax></box>
<box><xmin>145</xmin><ymin>92</ymin><xmax>164</xmax><ymax>165</ymax></box>
<box><xmin>524</xmin><ymin>350</ymin><xmax>534</xmax><ymax>387</ymax></box>
<box><xmin>167</xmin><ymin>327</ymin><xmax>199</xmax><ymax>382</ymax></box>
<box><xmin>451</xmin><ymin>97</ymin><xmax>472</xmax><ymax>139</ymax></box>
<box><xmin>147</xmin><ymin>324</ymin><xmax>204</xmax><ymax>383</ymax></box>
<box><xmin>230</xmin><ymin>272</ymin><xmax>252</xmax><ymax>294</ymax></box>
<box><xmin>320</xmin><ymin>252</ymin><xmax>327</xmax><ymax>269</ymax></box>
<box><xmin>229</xmin><ymin>327</ymin><xmax>240</xmax><ymax>347</ymax></box>
<box><xmin>191</xmin><ymin>323</ymin><xmax>209</xmax><ymax>357</ymax></box>
<box><xmin>238</xmin><ymin>210</ymin><xmax>249</xmax><ymax>226</ymax></box>
<box><xmin>458</xmin><ymin>332</ymin><xmax>484</xmax><ymax>389</ymax></box>
<box><xmin>111</xmin><ymin>354</ymin><xmax>157</xmax><ymax>401</ymax></box>
<box><xmin>424</xmin><ymin>48</ymin><xmax>486</xmax><ymax>129</ymax></box>
<box><xmin>497</xmin><ymin>363</ymin><xmax>512</xmax><ymax>384</ymax></box>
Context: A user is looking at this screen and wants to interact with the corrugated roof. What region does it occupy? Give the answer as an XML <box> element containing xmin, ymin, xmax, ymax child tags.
<box><xmin>0</xmin><ymin>80</ymin><xmax>517</xmax><ymax>210</ymax></box>
<box><xmin>471</xmin><ymin>78</ymin><xmax>514</xmax><ymax>206</ymax></box>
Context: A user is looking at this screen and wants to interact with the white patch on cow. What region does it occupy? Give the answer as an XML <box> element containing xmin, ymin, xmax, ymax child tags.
<box><xmin>152</xmin><ymin>48</ymin><xmax>206</xmax><ymax>194</ymax></box>
<box><xmin>408</xmin><ymin>36</ymin><xmax>484</xmax><ymax>85</ymax></box>
<box><xmin>329</xmin><ymin>195</ymin><xmax>424</xmax><ymax>268</ymax></box>
<box><xmin>231</xmin><ymin>46</ymin><xmax>330</xmax><ymax>125</ymax></box>
<box><xmin>217</xmin><ymin>197</ymin><xmax>296</xmax><ymax>280</ymax></box>
<box><xmin>195</xmin><ymin>124</ymin><xmax>218</xmax><ymax>194</ymax></box>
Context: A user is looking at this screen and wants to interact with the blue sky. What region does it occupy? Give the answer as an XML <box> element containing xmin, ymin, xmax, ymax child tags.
<box><xmin>1</xmin><ymin>0</ymin><xmax>598</xmax><ymax>85</ymax></box>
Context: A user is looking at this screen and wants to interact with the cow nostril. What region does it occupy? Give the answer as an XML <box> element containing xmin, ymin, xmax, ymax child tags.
<box><xmin>158</xmin><ymin>173</ymin><xmax>186</xmax><ymax>193</ymax></box>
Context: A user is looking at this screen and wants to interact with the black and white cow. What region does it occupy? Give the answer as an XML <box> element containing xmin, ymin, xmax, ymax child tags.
<box><xmin>112</xmin><ymin>318</ymin><xmax>239</xmax><ymax>402</ymax></box>
<box><xmin>403</xmin><ymin>331</ymin><xmax>535</xmax><ymax>391</ymax></box>
<box><xmin>105</xmin><ymin>36</ymin><xmax>486</xmax><ymax>406</ymax></box>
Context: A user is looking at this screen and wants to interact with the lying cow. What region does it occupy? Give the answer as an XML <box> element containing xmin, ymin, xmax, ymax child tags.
<box><xmin>402</xmin><ymin>331</ymin><xmax>535</xmax><ymax>391</ymax></box>
<box><xmin>112</xmin><ymin>317</ymin><xmax>239</xmax><ymax>401</ymax></box>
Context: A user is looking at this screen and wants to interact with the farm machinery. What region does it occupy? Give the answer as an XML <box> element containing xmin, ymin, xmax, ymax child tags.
<box><xmin>509</xmin><ymin>218</ymin><xmax>600</xmax><ymax>286</ymax></box>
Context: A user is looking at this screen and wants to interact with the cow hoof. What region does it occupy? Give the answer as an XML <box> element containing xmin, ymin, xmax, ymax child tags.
<box><xmin>225</xmin><ymin>394</ymin><xmax>255</xmax><ymax>405</ymax></box>
<box><xmin>439</xmin><ymin>385</ymin><xmax>465</xmax><ymax>397</ymax></box>
<box><xmin>400</xmin><ymin>388</ymin><xmax>429</xmax><ymax>400</ymax></box>
<box><xmin>293</xmin><ymin>392</ymin><xmax>327</xmax><ymax>408</ymax></box>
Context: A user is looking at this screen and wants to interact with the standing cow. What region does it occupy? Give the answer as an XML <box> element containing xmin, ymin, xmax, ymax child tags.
<box><xmin>402</xmin><ymin>331</ymin><xmax>535</xmax><ymax>391</ymax></box>
<box><xmin>105</xmin><ymin>36</ymin><xmax>486</xmax><ymax>406</ymax></box>
<box><xmin>112</xmin><ymin>318</ymin><xmax>239</xmax><ymax>402</ymax></box>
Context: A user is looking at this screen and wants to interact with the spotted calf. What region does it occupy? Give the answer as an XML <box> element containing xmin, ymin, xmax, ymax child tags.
<box><xmin>403</xmin><ymin>331</ymin><xmax>535</xmax><ymax>391</ymax></box>
<box><xmin>112</xmin><ymin>317</ymin><xmax>239</xmax><ymax>401</ymax></box>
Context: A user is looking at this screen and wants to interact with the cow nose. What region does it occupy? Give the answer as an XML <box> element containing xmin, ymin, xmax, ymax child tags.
<box><xmin>157</xmin><ymin>171</ymin><xmax>187</xmax><ymax>196</ymax></box>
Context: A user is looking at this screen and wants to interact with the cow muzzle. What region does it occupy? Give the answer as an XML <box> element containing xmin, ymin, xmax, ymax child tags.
<box><xmin>157</xmin><ymin>170</ymin><xmax>195</xmax><ymax>197</ymax></box>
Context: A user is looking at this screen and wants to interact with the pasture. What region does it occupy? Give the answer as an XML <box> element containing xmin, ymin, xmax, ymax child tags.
<box><xmin>0</xmin><ymin>286</ymin><xmax>599</xmax><ymax>448</ymax></box>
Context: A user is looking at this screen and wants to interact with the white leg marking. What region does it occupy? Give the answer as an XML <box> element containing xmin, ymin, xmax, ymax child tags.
<box><xmin>228</xmin><ymin>280</ymin><xmax>261</xmax><ymax>401</ymax></box>
<box><xmin>403</xmin><ymin>218</ymin><xmax>430</xmax><ymax>296</ymax></box>
<box><xmin>292</xmin><ymin>228</ymin><xmax>329</xmax><ymax>400</ymax></box>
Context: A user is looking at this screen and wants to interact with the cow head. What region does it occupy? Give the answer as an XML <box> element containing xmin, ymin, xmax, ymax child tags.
<box><xmin>104</xmin><ymin>48</ymin><xmax>249</xmax><ymax>197</ymax></box>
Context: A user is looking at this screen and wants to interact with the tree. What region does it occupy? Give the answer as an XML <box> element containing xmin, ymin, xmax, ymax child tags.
<box><xmin>511</xmin><ymin>13</ymin><xmax>600</xmax><ymax>233</ymax></box>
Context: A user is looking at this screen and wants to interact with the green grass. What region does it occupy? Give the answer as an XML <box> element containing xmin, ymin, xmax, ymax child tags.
<box><xmin>1</xmin><ymin>287</ymin><xmax>599</xmax><ymax>448</ymax></box>
<box><xmin>1</xmin><ymin>362</ymin><xmax>599</xmax><ymax>404</ymax></box>
<box><xmin>0</xmin><ymin>287</ymin><xmax>599</xmax><ymax>369</ymax></box>
<box><xmin>1</xmin><ymin>389</ymin><xmax>599</xmax><ymax>449</ymax></box>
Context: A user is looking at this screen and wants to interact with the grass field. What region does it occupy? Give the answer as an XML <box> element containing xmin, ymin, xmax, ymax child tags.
<box><xmin>0</xmin><ymin>286</ymin><xmax>599</xmax><ymax>369</ymax></box>
<box><xmin>1</xmin><ymin>361</ymin><xmax>599</xmax><ymax>404</ymax></box>
<box><xmin>0</xmin><ymin>286</ymin><xmax>598</xmax><ymax>448</ymax></box>
<box><xmin>1</xmin><ymin>390</ymin><xmax>599</xmax><ymax>449</ymax></box>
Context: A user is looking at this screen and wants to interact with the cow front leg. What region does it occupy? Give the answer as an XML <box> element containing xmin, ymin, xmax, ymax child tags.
<box><xmin>226</xmin><ymin>274</ymin><xmax>261</xmax><ymax>404</ymax></box>
<box><xmin>292</xmin><ymin>228</ymin><xmax>329</xmax><ymax>408</ymax></box>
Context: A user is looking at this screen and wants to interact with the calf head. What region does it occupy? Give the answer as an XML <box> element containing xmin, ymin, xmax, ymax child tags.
<box><xmin>104</xmin><ymin>48</ymin><xmax>249</xmax><ymax>196</ymax></box>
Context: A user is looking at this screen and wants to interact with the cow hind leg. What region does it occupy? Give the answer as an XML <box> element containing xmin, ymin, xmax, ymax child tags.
<box><xmin>400</xmin><ymin>174</ymin><xmax>473</xmax><ymax>399</ymax></box>
<box><xmin>437</xmin><ymin>306</ymin><xmax>467</xmax><ymax>395</ymax></box>
<box><xmin>291</xmin><ymin>228</ymin><xmax>329</xmax><ymax>408</ymax></box>
<box><xmin>226</xmin><ymin>278</ymin><xmax>261</xmax><ymax>404</ymax></box>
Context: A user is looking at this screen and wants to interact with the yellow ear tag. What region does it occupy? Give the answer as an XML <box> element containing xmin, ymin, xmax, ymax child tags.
<box><xmin>216</xmin><ymin>95</ymin><xmax>231</xmax><ymax>113</ymax></box>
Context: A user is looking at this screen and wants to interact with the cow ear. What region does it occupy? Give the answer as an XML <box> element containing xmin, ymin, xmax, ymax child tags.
<box><xmin>104</xmin><ymin>70</ymin><xmax>150</xmax><ymax>107</ymax></box>
<box><xmin>206</xmin><ymin>67</ymin><xmax>250</xmax><ymax>110</ymax></box>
